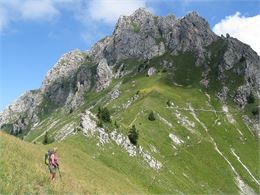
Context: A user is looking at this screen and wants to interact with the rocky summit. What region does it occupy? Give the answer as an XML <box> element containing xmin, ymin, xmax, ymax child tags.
<box><xmin>1</xmin><ymin>8</ymin><xmax>259</xmax><ymax>194</ymax></box>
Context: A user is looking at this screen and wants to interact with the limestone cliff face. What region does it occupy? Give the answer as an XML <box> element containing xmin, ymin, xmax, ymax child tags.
<box><xmin>0</xmin><ymin>90</ymin><xmax>42</xmax><ymax>135</ymax></box>
<box><xmin>1</xmin><ymin>8</ymin><xmax>259</xmax><ymax>137</ymax></box>
<box><xmin>219</xmin><ymin>36</ymin><xmax>260</xmax><ymax>107</ymax></box>
<box><xmin>90</xmin><ymin>9</ymin><xmax>217</xmax><ymax>66</ymax></box>
<box><xmin>41</xmin><ymin>49</ymin><xmax>86</xmax><ymax>105</ymax></box>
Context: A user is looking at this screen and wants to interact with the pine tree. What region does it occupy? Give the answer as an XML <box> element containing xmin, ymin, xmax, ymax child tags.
<box><xmin>97</xmin><ymin>107</ymin><xmax>111</xmax><ymax>123</ymax></box>
<box><xmin>128</xmin><ymin>125</ymin><xmax>138</xmax><ymax>145</ymax></box>
<box><xmin>43</xmin><ymin>131</ymin><xmax>49</xmax><ymax>144</ymax></box>
<box><xmin>114</xmin><ymin>121</ymin><xmax>119</xmax><ymax>128</ymax></box>
<box><xmin>97</xmin><ymin>106</ymin><xmax>102</xmax><ymax>119</ymax></box>
<box><xmin>247</xmin><ymin>93</ymin><xmax>255</xmax><ymax>104</ymax></box>
<box><xmin>101</xmin><ymin>107</ymin><xmax>111</xmax><ymax>122</ymax></box>
<box><xmin>166</xmin><ymin>100</ymin><xmax>171</xmax><ymax>107</ymax></box>
<box><xmin>252</xmin><ymin>107</ymin><xmax>259</xmax><ymax>116</ymax></box>
<box><xmin>148</xmin><ymin>111</ymin><xmax>156</xmax><ymax>121</ymax></box>
<box><xmin>43</xmin><ymin>131</ymin><xmax>54</xmax><ymax>144</ymax></box>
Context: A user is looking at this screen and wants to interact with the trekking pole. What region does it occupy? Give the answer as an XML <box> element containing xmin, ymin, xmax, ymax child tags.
<box><xmin>57</xmin><ymin>166</ymin><xmax>62</xmax><ymax>181</ymax></box>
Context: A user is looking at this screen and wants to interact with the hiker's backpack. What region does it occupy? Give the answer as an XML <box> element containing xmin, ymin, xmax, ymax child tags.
<box><xmin>44</xmin><ymin>149</ymin><xmax>53</xmax><ymax>165</ymax></box>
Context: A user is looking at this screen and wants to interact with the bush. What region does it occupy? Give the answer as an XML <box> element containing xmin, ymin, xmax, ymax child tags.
<box><xmin>247</xmin><ymin>93</ymin><xmax>255</xmax><ymax>104</ymax></box>
<box><xmin>42</xmin><ymin>131</ymin><xmax>54</xmax><ymax>145</ymax></box>
<box><xmin>166</xmin><ymin>100</ymin><xmax>171</xmax><ymax>107</ymax></box>
<box><xmin>97</xmin><ymin>107</ymin><xmax>111</xmax><ymax>123</ymax></box>
<box><xmin>97</xmin><ymin>120</ymin><xmax>104</xmax><ymax>128</ymax></box>
<box><xmin>148</xmin><ymin>111</ymin><xmax>156</xmax><ymax>121</ymax></box>
<box><xmin>128</xmin><ymin>125</ymin><xmax>138</xmax><ymax>145</ymax></box>
<box><xmin>162</xmin><ymin>68</ymin><xmax>167</xmax><ymax>73</ymax></box>
<box><xmin>114</xmin><ymin>121</ymin><xmax>119</xmax><ymax>128</ymax></box>
<box><xmin>74</xmin><ymin>127</ymin><xmax>82</xmax><ymax>133</ymax></box>
<box><xmin>252</xmin><ymin>107</ymin><xmax>259</xmax><ymax>116</ymax></box>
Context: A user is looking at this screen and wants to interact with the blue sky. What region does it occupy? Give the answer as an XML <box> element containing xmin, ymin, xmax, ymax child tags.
<box><xmin>0</xmin><ymin>0</ymin><xmax>260</xmax><ymax>111</ymax></box>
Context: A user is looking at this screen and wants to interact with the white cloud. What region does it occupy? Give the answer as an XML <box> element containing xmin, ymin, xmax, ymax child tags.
<box><xmin>75</xmin><ymin>0</ymin><xmax>151</xmax><ymax>45</ymax></box>
<box><xmin>213</xmin><ymin>12</ymin><xmax>260</xmax><ymax>55</ymax></box>
<box><xmin>20</xmin><ymin>0</ymin><xmax>59</xmax><ymax>20</ymax></box>
<box><xmin>0</xmin><ymin>0</ymin><xmax>59</xmax><ymax>31</ymax></box>
<box><xmin>0</xmin><ymin>6</ymin><xmax>8</xmax><ymax>31</ymax></box>
<box><xmin>86</xmin><ymin>0</ymin><xmax>148</xmax><ymax>24</ymax></box>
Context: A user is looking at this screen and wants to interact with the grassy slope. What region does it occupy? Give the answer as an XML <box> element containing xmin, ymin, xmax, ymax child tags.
<box><xmin>8</xmin><ymin>71</ymin><xmax>259</xmax><ymax>194</ymax></box>
<box><xmin>103</xmin><ymin>72</ymin><xmax>259</xmax><ymax>194</ymax></box>
<box><xmin>0</xmin><ymin>131</ymin><xmax>146</xmax><ymax>194</ymax></box>
<box><xmin>2</xmin><ymin>49</ymin><xmax>259</xmax><ymax>194</ymax></box>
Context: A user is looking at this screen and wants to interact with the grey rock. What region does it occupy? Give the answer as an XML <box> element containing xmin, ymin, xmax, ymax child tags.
<box><xmin>80</xmin><ymin>110</ymin><xmax>162</xmax><ymax>169</ymax></box>
<box><xmin>147</xmin><ymin>67</ymin><xmax>156</xmax><ymax>76</ymax></box>
<box><xmin>41</xmin><ymin>49</ymin><xmax>86</xmax><ymax>105</ymax></box>
<box><xmin>0</xmin><ymin>90</ymin><xmax>42</xmax><ymax>135</ymax></box>
<box><xmin>216</xmin><ymin>86</ymin><xmax>229</xmax><ymax>102</ymax></box>
<box><xmin>42</xmin><ymin>49</ymin><xmax>85</xmax><ymax>94</ymax></box>
<box><xmin>233</xmin><ymin>85</ymin><xmax>251</xmax><ymax>108</ymax></box>
<box><xmin>96</xmin><ymin>58</ymin><xmax>113</xmax><ymax>91</ymax></box>
<box><xmin>89</xmin><ymin>8</ymin><xmax>217</xmax><ymax>69</ymax></box>
<box><xmin>219</xmin><ymin>37</ymin><xmax>260</xmax><ymax>106</ymax></box>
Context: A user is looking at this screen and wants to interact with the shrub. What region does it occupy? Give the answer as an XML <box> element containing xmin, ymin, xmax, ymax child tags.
<box><xmin>97</xmin><ymin>120</ymin><xmax>104</xmax><ymax>128</ymax></box>
<box><xmin>74</xmin><ymin>127</ymin><xmax>82</xmax><ymax>133</ymax></box>
<box><xmin>42</xmin><ymin>131</ymin><xmax>54</xmax><ymax>145</ymax></box>
<box><xmin>247</xmin><ymin>93</ymin><xmax>255</xmax><ymax>104</ymax></box>
<box><xmin>128</xmin><ymin>125</ymin><xmax>139</xmax><ymax>145</ymax></box>
<box><xmin>162</xmin><ymin>68</ymin><xmax>167</xmax><ymax>73</ymax></box>
<box><xmin>252</xmin><ymin>107</ymin><xmax>259</xmax><ymax>116</ymax></box>
<box><xmin>166</xmin><ymin>100</ymin><xmax>171</xmax><ymax>107</ymax></box>
<box><xmin>97</xmin><ymin>107</ymin><xmax>111</xmax><ymax>123</ymax></box>
<box><xmin>132</xmin><ymin>22</ymin><xmax>140</xmax><ymax>33</ymax></box>
<box><xmin>114</xmin><ymin>121</ymin><xmax>119</xmax><ymax>128</ymax></box>
<box><xmin>148</xmin><ymin>111</ymin><xmax>156</xmax><ymax>121</ymax></box>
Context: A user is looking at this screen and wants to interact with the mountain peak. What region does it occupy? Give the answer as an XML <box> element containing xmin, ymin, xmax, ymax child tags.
<box><xmin>131</xmin><ymin>7</ymin><xmax>153</xmax><ymax>17</ymax></box>
<box><xmin>186</xmin><ymin>11</ymin><xmax>199</xmax><ymax>17</ymax></box>
<box><xmin>182</xmin><ymin>11</ymin><xmax>209</xmax><ymax>26</ymax></box>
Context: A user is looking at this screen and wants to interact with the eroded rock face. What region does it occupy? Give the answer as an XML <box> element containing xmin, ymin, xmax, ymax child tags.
<box><xmin>0</xmin><ymin>90</ymin><xmax>42</xmax><ymax>135</ymax></box>
<box><xmin>96</xmin><ymin>58</ymin><xmax>113</xmax><ymax>91</ymax></box>
<box><xmin>219</xmin><ymin>37</ymin><xmax>260</xmax><ymax>107</ymax></box>
<box><xmin>162</xmin><ymin>11</ymin><xmax>218</xmax><ymax>62</ymax></box>
<box><xmin>90</xmin><ymin>8</ymin><xmax>217</xmax><ymax>67</ymax></box>
<box><xmin>41</xmin><ymin>49</ymin><xmax>86</xmax><ymax>105</ymax></box>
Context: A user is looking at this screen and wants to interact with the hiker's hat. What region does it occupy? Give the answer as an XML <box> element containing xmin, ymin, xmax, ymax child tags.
<box><xmin>53</xmin><ymin>147</ymin><xmax>58</xmax><ymax>152</ymax></box>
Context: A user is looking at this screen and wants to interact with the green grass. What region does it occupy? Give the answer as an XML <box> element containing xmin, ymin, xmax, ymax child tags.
<box><xmin>131</xmin><ymin>22</ymin><xmax>141</xmax><ymax>33</ymax></box>
<box><xmin>0</xmin><ymin>131</ymin><xmax>146</xmax><ymax>194</ymax></box>
<box><xmin>2</xmin><ymin>50</ymin><xmax>259</xmax><ymax>194</ymax></box>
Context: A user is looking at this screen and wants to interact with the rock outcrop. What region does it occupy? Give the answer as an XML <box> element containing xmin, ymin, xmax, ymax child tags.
<box><xmin>80</xmin><ymin>110</ymin><xmax>162</xmax><ymax>170</ymax></box>
<box><xmin>41</xmin><ymin>49</ymin><xmax>86</xmax><ymax>105</ymax></box>
<box><xmin>96</xmin><ymin>58</ymin><xmax>113</xmax><ymax>91</ymax></box>
<box><xmin>0</xmin><ymin>90</ymin><xmax>42</xmax><ymax>135</ymax></box>
<box><xmin>90</xmin><ymin>8</ymin><xmax>217</xmax><ymax>67</ymax></box>
<box><xmin>218</xmin><ymin>37</ymin><xmax>260</xmax><ymax>107</ymax></box>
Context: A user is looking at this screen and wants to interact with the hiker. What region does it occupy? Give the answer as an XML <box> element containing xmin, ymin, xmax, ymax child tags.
<box><xmin>48</xmin><ymin>147</ymin><xmax>59</xmax><ymax>181</ymax></box>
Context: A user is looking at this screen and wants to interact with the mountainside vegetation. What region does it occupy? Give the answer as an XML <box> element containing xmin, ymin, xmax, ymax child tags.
<box><xmin>0</xmin><ymin>8</ymin><xmax>259</xmax><ymax>194</ymax></box>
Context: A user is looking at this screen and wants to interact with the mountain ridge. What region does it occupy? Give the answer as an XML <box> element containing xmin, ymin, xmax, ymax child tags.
<box><xmin>1</xmin><ymin>7</ymin><xmax>259</xmax><ymax>138</ymax></box>
<box><xmin>0</xmin><ymin>9</ymin><xmax>259</xmax><ymax>194</ymax></box>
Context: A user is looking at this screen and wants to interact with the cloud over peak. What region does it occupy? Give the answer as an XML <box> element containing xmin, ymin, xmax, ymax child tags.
<box><xmin>213</xmin><ymin>12</ymin><xmax>260</xmax><ymax>55</ymax></box>
<box><xmin>87</xmin><ymin>0</ymin><xmax>147</xmax><ymax>24</ymax></box>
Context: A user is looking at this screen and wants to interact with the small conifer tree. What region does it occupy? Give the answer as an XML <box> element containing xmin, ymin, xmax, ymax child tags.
<box><xmin>128</xmin><ymin>125</ymin><xmax>138</xmax><ymax>145</ymax></box>
<box><xmin>148</xmin><ymin>111</ymin><xmax>156</xmax><ymax>121</ymax></box>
